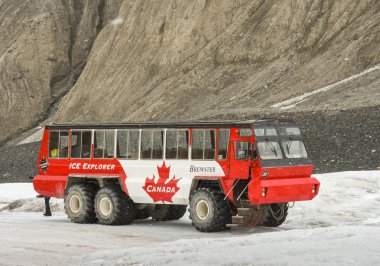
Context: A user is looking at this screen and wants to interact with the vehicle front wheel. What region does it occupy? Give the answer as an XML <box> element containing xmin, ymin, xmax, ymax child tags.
<box><xmin>95</xmin><ymin>186</ymin><xmax>136</xmax><ymax>225</ymax></box>
<box><xmin>189</xmin><ymin>188</ymin><xmax>231</xmax><ymax>232</ymax></box>
<box><xmin>258</xmin><ymin>203</ymin><xmax>288</xmax><ymax>227</ymax></box>
<box><xmin>64</xmin><ymin>183</ymin><xmax>98</xmax><ymax>223</ymax></box>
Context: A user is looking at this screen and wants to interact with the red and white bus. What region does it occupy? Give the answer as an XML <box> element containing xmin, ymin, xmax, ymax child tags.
<box><xmin>33</xmin><ymin>119</ymin><xmax>319</xmax><ymax>232</ymax></box>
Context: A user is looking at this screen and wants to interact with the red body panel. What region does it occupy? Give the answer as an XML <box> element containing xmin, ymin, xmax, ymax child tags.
<box><xmin>249</xmin><ymin>177</ymin><xmax>320</xmax><ymax>204</ymax></box>
<box><xmin>33</xmin><ymin>175</ymin><xmax>67</xmax><ymax>198</ymax></box>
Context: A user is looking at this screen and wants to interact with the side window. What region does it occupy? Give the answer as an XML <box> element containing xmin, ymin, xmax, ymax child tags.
<box><xmin>71</xmin><ymin>131</ymin><xmax>91</xmax><ymax>158</ymax></box>
<box><xmin>191</xmin><ymin>130</ymin><xmax>203</xmax><ymax>159</ymax></box>
<box><xmin>141</xmin><ymin>130</ymin><xmax>164</xmax><ymax>159</ymax></box>
<box><xmin>236</xmin><ymin>141</ymin><xmax>250</xmax><ymax>160</ymax></box>
<box><xmin>94</xmin><ymin>130</ymin><xmax>115</xmax><ymax>158</ymax></box>
<box><xmin>94</xmin><ymin>130</ymin><xmax>105</xmax><ymax>158</ymax></box>
<box><xmin>218</xmin><ymin>129</ymin><xmax>230</xmax><ymax>160</ymax></box>
<box><xmin>105</xmin><ymin>130</ymin><xmax>115</xmax><ymax>158</ymax></box>
<box><xmin>71</xmin><ymin>131</ymin><xmax>81</xmax><ymax>158</ymax></box>
<box><xmin>117</xmin><ymin>130</ymin><xmax>139</xmax><ymax>159</ymax></box>
<box><xmin>204</xmin><ymin>130</ymin><xmax>216</xmax><ymax>159</ymax></box>
<box><xmin>191</xmin><ymin>129</ymin><xmax>216</xmax><ymax>160</ymax></box>
<box><xmin>166</xmin><ymin>130</ymin><xmax>189</xmax><ymax>159</ymax></box>
<box><xmin>81</xmin><ymin>131</ymin><xmax>91</xmax><ymax>158</ymax></box>
<box><xmin>49</xmin><ymin>131</ymin><xmax>69</xmax><ymax>158</ymax></box>
<box><xmin>49</xmin><ymin>131</ymin><xmax>59</xmax><ymax>158</ymax></box>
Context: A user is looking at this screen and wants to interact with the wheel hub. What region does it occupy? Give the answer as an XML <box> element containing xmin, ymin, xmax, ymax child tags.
<box><xmin>99</xmin><ymin>197</ymin><xmax>112</xmax><ymax>217</ymax></box>
<box><xmin>196</xmin><ymin>200</ymin><xmax>209</xmax><ymax>220</ymax></box>
<box><xmin>69</xmin><ymin>195</ymin><xmax>81</xmax><ymax>214</ymax></box>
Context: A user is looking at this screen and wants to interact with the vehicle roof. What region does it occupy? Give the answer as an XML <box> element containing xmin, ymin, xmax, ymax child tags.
<box><xmin>46</xmin><ymin>118</ymin><xmax>296</xmax><ymax>130</ymax></box>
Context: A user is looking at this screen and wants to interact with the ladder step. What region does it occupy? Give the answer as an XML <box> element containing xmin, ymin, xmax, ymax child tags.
<box><xmin>226</xmin><ymin>224</ymin><xmax>240</xmax><ymax>227</ymax></box>
<box><xmin>237</xmin><ymin>207</ymin><xmax>251</xmax><ymax>211</ymax></box>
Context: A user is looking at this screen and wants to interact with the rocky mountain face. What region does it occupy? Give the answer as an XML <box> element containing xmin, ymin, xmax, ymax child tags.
<box><xmin>0</xmin><ymin>0</ymin><xmax>379</xmax><ymax>179</ymax></box>
<box><xmin>0</xmin><ymin>0</ymin><xmax>123</xmax><ymax>144</ymax></box>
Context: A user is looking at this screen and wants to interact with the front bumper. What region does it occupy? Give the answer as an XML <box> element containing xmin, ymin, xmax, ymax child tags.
<box><xmin>249</xmin><ymin>177</ymin><xmax>320</xmax><ymax>204</ymax></box>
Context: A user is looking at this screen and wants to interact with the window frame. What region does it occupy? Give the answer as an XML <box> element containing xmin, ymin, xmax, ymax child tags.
<box><xmin>70</xmin><ymin>130</ymin><xmax>92</xmax><ymax>159</ymax></box>
<box><xmin>217</xmin><ymin>129</ymin><xmax>230</xmax><ymax>161</ymax></box>
<box><xmin>140</xmin><ymin>129</ymin><xmax>164</xmax><ymax>160</ymax></box>
<box><xmin>116</xmin><ymin>129</ymin><xmax>140</xmax><ymax>160</ymax></box>
<box><xmin>94</xmin><ymin>129</ymin><xmax>116</xmax><ymax>159</ymax></box>
<box><xmin>48</xmin><ymin>130</ymin><xmax>69</xmax><ymax>159</ymax></box>
<box><xmin>191</xmin><ymin>129</ymin><xmax>216</xmax><ymax>160</ymax></box>
<box><xmin>165</xmin><ymin>129</ymin><xmax>190</xmax><ymax>160</ymax></box>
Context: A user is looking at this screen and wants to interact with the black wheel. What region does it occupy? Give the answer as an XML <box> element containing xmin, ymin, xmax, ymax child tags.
<box><xmin>149</xmin><ymin>205</ymin><xmax>168</xmax><ymax>220</ymax></box>
<box><xmin>64</xmin><ymin>183</ymin><xmax>98</xmax><ymax>223</ymax></box>
<box><xmin>135</xmin><ymin>208</ymin><xmax>151</xmax><ymax>220</ymax></box>
<box><xmin>259</xmin><ymin>203</ymin><xmax>288</xmax><ymax>227</ymax></box>
<box><xmin>189</xmin><ymin>188</ymin><xmax>232</xmax><ymax>232</ymax></box>
<box><xmin>94</xmin><ymin>186</ymin><xmax>136</xmax><ymax>225</ymax></box>
<box><xmin>166</xmin><ymin>205</ymin><xmax>187</xmax><ymax>220</ymax></box>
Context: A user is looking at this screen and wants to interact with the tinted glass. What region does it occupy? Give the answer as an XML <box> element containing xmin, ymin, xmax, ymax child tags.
<box><xmin>257</xmin><ymin>141</ymin><xmax>283</xmax><ymax>160</ymax></box>
<box><xmin>117</xmin><ymin>130</ymin><xmax>128</xmax><ymax>159</ymax></box>
<box><xmin>141</xmin><ymin>130</ymin><xmax>152</xmax><ymax>159</ymax></box>
<box><xmin>81</xmin><ymin>131</ymin><xmax>91</xmax><ymax>158</ymax></box>
<box><xmin>218</xmin><ymin>129</ymin><xmax>229</xmax><ymax>160</ymax></box>
<box><xmin>235</xmin><ymin>141</ymin><xmax>250</xmax><ymax>160</ymax></box>
<box><xmin>152</xmin><ymin>131</ymin><xmax>163</xmax><ymax>159</ymax></box>
<box><xmin>59</xmin><ymin>131</ymin><xmax>69</xmax><ymax>158</ymax></box>
<box><xmin>254</xmin><ymin>128</ymin><xmax>277</xmax><ymax>136</ymax></box>
<box><xmin>105</xmin><ymin>130</ymin><xmax>115</xmax><ymax>158</ymax></box>
<box><xmin>127</xmin><ymin>131</ymin><xmax>139</xmax><ymax>159</ymax></box>
<box><xmin>204</xmin><ymin>130</ymin><xmax>215</xmax><ymax>159</ymax></box>
<box><xmin>49</xmin><ymin>131</ymin><xmax>59</xmax><ymax>158</ymax></box>
<box><xmin>166</xmin><ymin>130</ymin><xmax>189</xmax><ymax>159</ymax></box>
<box><xmin>278</xmin><ymin>127</ymin><xmax>301</xmax><ymax>136</ymax></box>
<box><xmin>282</xmin><ymin>140</ymin><xmax>307</xmax><ymax>158</ymax></box>
<box><xmin>70</xmin><ymin>131</ymin><xmax>82</xmax><ymax>158</ymax></box>
<box><xmin>94</xmin><ymin>130</ymin><xmax>105</xmax><ymax>158</ymax></box>
<box><xmin>191</xmin><ymin>130</ymin><xmax>204</xmax><ymax>159</ymax></box>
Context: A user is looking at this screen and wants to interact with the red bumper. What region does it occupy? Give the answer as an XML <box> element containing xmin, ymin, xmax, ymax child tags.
<box><xmin>249</xmin><ymin>177</ymin><xmax>320</xmax><ymax>204</ymax></box>
<box><xmin>33</xmin><ymin>175</ymin><xmax>67</xmax><ymax>198</ymax></box>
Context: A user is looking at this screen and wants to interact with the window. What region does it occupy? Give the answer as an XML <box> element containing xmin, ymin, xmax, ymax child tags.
<box><xmin>254</xmin><ymin>128</ymin><xmax>277</xmax><ymax>137</ymax></box>
<box><xmin>49</xmin><ymin>131</ymin><xmax>69</xmax><ymax>158</ymax></box>
<box><xmin>257</xmin><ymin>141</ymin><xmax>283</xmax><ymax>160</ymax></box>
<box><xmin>191</xmin><ymin>129</ymin><xmax>216</xmax><ymax>160</ymax></box>
<box><xmin>281</xmin><ymin>140</ymin><xmax>307</xmax><ymax>158</ymax></box>
<box><xmin>94</xmin><ymin>130</ymin><xmax>115</xmax><ymax>158</ymax></box>
<box><xmin>71</xmin><ymin>131</ymin><xmax>91</xmax><ymax>158</ymax></box>
<box><xmin>141</xmin><ymin>130</ymin><xmax>164</xmax><ymax>159</ymax></box>
<box><xmin>238</xmin><ymin>128</ymin><xmax>252</xmax><ymax>137</ymax></box>
<box><xmin>166</xmin><ymin>130</ymin><xmax>189</xmax><ymax>159</ymax></box>
<box><xmin>116</xmin><ymin>130</ymin><xmax>139</xmax><ymax>159</ymax></box>
<box><xmin>218</xmin><ymin>129</ymin><xmax>229</xmax><ymax>160</ymax></box>
<box><xmin>277</xmin><ymin>127</ymin><xmax>301</xmax><ymax>136</ymax></box>
<box><xmin>235</xmin><ymin>141</ymin><xmax>250</xmax><ymax>160</ymax></box>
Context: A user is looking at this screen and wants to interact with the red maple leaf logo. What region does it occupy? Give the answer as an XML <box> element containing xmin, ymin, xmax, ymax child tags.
<box><xmin>142</xmin><ymin>162</ymin><xmax>181</xmax><ymax>203</ymax></box>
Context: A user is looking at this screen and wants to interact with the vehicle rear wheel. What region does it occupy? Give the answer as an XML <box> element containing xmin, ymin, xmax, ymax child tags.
<box><xmin>95</xmin><ymin>186</ymin><xmax>136</xmax><ymax>225</ymax></box>
<box><xmin>189</xmin><ymin>188</ymin><xmax>232</xmax><ymax>232</ymax></box>
<box><xmin>166</xmin><ymin>205</ymin><xmax>187</xmax><ymax>220</ymax></box>
<box><xmin>135</xmin><ymin>208</ymin><xmax>151</xmax><ymax>220</ymax></box>
<box><xmin>259</xmin><ymin>203</ymin><xmax>288</xmax><ymax>227</ymax></box>
<box><xmin>64</xmin><ymin>183</ymin><xmax>98</xmax><ymax>223</ymax></box>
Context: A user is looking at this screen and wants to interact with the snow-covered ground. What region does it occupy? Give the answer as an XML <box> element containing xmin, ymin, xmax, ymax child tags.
<box><xmin>0</xmin><ymin>171</ymin><xmax>379</xmax><ymax>265</ymax></box>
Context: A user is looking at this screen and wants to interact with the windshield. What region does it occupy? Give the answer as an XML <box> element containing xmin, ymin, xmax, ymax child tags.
<box><xmin>257</xmin><ymin>141</ymin><xmax>283</xmax><ymax>160</ymax></box>
<box><xmin>254</xmin><ymin>128</ymin><xmax>277</xmax><ymax>137</ymax></box>
<box><xmin>281</xmin><ymin>141</ymin><xmax>308</xmax><ymax>158</ymax></box>
<box><xmin>277</xmin><ymin>127</ymin><xmax>301</xmax><ymax>136</ymax></box>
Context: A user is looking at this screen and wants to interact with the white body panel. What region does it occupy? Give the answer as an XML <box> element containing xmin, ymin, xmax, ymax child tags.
<box><xmin>119</xmin><ymin>160</ymin><xmax>225</xmax><ymax>204</ymax></box>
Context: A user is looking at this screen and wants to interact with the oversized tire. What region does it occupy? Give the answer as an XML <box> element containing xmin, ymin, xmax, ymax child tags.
<box><xmin>94</xmin><ymin>186</ymin><xmax>136</xmax><ymax>225</ymax></box>
<box><xmin>149</xmin><ymin>205</ymin><xmax>168</xmax><ymax>220</ymax></box>
<box><xmin>135</xmin><ymin>208</ymin><xmax>151</xmax><ymax>220</ymax></box>
<box><xmin>166</xmin><ymin>205</ymin><xmax>187</xmax><ymax>220</ymax></box>
<box><xmin>64</xmin><ymin>183</ymin><xmax>98</xmax><ymax>223</ymax></box>
<box><xmin>189</xmin><ymin>188</ymin><xmax>232</xmax><ymax>232</ymax></box>
<box><xmin>259</xmin><ymin>203</ymin><xmax>288</xmax><ymax>227</ymax></box>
